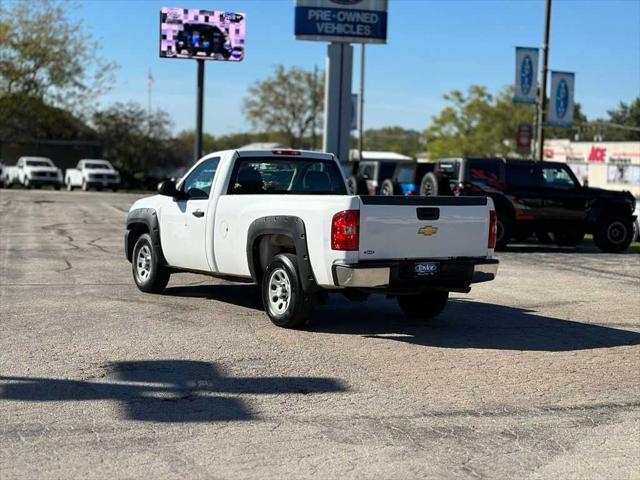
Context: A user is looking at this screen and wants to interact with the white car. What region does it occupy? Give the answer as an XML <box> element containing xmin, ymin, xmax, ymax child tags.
<box><xmin>65</xmin><ymin>159</ymin><xmax>121</xmax><ymax>191</ymax></box>
<box><xmin>125</xmin><ymin>149</ymin><xmax>499</xmax><ymax>328</ymax></box>
<box><xmin>4</xmin><ymin>157</ymin><xmax>63</xmax><ymax>189</ymax></box>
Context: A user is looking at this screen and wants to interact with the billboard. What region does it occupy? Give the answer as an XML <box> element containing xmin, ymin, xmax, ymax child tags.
<box><xmin>160</xmin><ymin>7</ymin><xmax>245</xmax><ymax>61</ymax></box>
<box><xmin>547</xmin><ymin>71</ymin><xmax>575</xmax><ymax>128</ymax></box>
<box><xmin>513</xmin><ymin>47</ymin><xmax>538</xmax><ymax>104</ymax></box>
<box><xmin>294</xmin><ymin>0</ymin><xmax>388</xmax><ymax>44</ymax></box>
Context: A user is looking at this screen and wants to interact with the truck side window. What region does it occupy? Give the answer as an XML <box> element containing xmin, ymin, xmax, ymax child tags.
<box><xmin>506</xmin><ymin>165</ymin><xmax>543</xmax><ymax>188</ymax></box>
<box><xmin>181</xmin><ymin>157</ymin><xmax>220</xmax><ymax>199</ymax></box>
<box><xmin>542</xmin><ymin>166</ymin><xmax>578</xmax><ymax>190</ymax></box>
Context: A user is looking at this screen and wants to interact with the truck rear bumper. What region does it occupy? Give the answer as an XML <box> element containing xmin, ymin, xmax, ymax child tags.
<box><xmin>332</xmin><ymin>258</ymin><xmax>498</xmax><ymax>290</ymax></box>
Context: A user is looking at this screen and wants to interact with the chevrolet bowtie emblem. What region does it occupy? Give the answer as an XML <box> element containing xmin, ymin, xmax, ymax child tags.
<box><xmin>418</xmin><ymin>225</ymin><xmax>438</xmax><ymax>236</ymax></box>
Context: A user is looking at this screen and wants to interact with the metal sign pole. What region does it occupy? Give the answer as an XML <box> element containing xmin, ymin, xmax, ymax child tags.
<box><xmin>323</xmin><ymin>43</ymin><xmax>353</xmax><ymax>165</ymax></box>
<box><xmin>535</xmin><ymin>0</ymin><xmax>552</xmax><ymax>161</ymax></box>
<box><xmin>358</xmin><ymin>44</ymin><xmax>365</xmax><ymax>165</ymax></box>
<box><xmin>195</xmin><ymin>59</ymin><xmax>205</xmax><ymax>161</ymax></box>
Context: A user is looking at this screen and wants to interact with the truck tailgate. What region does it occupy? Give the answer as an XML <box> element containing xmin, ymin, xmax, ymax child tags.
<box><xmin>358</xmin><ymin>196</ymin><xmax>491</xmax><ymax>260</ymax></box>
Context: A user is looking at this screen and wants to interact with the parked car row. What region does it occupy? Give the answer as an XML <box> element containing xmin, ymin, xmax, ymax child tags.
<box><xmin>1</xmin><ymin>157</ymin><xmax>120</xmax><ymax>191</ymax></box>
<box><xmin>345</xmin><ymin>156</ymin><xmax>637</xmax><ymax>253</ymax></box>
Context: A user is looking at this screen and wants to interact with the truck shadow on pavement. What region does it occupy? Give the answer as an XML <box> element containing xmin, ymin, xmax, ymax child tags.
<box><xmin>313</xmin><ymin>297</ymin><xmax>640</xmax><ymax>352</ymax></box>
<box><xmin>164</xmin><ymin>284</ymin><xmax>263</xmax><ymax>310</ymax></box>
<box><xmin>162</xmin><ymin>284</ymin><xmax>640</xmax><ymax>352</ymax></box>
<box><xmin>0</xmin><ymin>360</ymin><xmax>346</xmax><ymax>422</ymax></box>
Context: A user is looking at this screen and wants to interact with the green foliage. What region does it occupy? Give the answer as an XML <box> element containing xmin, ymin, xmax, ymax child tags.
<box><xmin>0</xmin><ymin>93</ymin><xmax>96</xmax><ymax>141</ymax></box>
<box><xmin>243</xmin><ymin>65</ymin><xmax>323</xmax><ymax>149</ymax></box>
<box><xmin>597</xmin><ymin>98</ymin><xmax>640</xmax><ymax>141</ymax></box>
<box><xmin>353</xmin><ymin>127</ymin><xmax>423</xmax><ymax>157</ymax></box>
<box><xmin>424</xmin><ymin>85</ymin><xmax>535</xmax><ymax>159</ymax></box>
<box><xmin>0</xmin><ymin>0</ymin><xmax>116</xmax><ymax>114</ymax></box>
<box><xmin>92</xmin><ymin>103</ymin><xmax>182</xmax><ymax>182</ymax></box>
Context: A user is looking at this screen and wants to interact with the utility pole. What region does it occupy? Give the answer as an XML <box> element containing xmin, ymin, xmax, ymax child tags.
<box><xmin>535</xmin><ymin>0</ymin><xmax>552</xmax><ymax>161</ymax></box>
<box><xmin>195</xmin><ymin>59</ymin><xmax>205</xmax><ymax>161</ymax></box>
<box><xmin>358</xmin><ymin>44</ymin><xmax>365</xmax><ymax>164</ymax></box>
<box><xmin>147</xmin><ymin>68</ymin><xmax>154</xmax><ymax>117</ymax></box>
<box><xmin>311</xmin><ymin>64</ymin><xmax>318</xmax><ymax>150</ymax></box>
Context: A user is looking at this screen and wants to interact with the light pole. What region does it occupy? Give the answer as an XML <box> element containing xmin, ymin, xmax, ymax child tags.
<box><xmin>535</xmin><ymin>0</ymin><xmax>552</xmax><ymax>161</ymax></box>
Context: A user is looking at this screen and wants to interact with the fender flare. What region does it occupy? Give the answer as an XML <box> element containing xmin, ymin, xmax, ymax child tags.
<box><xmin>246</xmin><ymin>216</ymin><xmax>319</xmax><ymax>293</ymax></box>
<box><xmin>125</xmin><ymin>208</ymin><xmax>166</xmax><ymax>264</ymax></box>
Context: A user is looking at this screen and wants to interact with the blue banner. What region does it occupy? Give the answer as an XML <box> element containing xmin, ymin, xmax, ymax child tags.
<box><xmin>295</xmin><ymin>6</ymin><xmax>387</xmax><ymax>43</ymax></box>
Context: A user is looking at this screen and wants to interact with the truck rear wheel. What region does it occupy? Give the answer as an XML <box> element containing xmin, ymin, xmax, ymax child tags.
<box><xmin>494</xmin><ymin>211</ymin><xmax>512</xmax><ymax>251</ymax></box>
<box><xmin>397</xmin><ymin>291</ymin><xmax>449</xmax><ymax>320</ymax></box>
<box><xmin>419</xmin><ymin>172</ymin><xmax>438</xmax><ymax>196</ymax></box>
<box><xmin>380</xmin><ymin>179</ymin><xmax>397</xmax><ymax>196</ymax></box>
<box><xmin>262</xmin><ymin>253</ymin><xmax>312</xmax><ymax>329</ymax></box>
<box><xmin>594</xmin><ymin>215</ymin><xmax>634</xmax><ymax>253</ymax></box>
<box><xmin>132</xmin><ymin>233</ymin><xmax>170</xmax><ymax>293</ymax></box>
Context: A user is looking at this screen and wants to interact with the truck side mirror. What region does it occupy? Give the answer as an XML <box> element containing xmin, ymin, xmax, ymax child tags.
<box><xmin>158</xmin><ymin>179</ymin><xmax>180</xmax><ymax>198</ymax></box>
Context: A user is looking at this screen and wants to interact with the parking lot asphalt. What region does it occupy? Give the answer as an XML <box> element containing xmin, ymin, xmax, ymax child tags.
<box><xmin>1</xmin><ymin>189</ymin><xmax>639</xmax><ymax>479</ymax></box>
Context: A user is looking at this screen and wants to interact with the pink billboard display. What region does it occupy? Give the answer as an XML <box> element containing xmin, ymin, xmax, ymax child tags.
<box><xmin>160</xmin><ymin>7</ymin><xmax>245</xmax><ymax>61</ymax></box>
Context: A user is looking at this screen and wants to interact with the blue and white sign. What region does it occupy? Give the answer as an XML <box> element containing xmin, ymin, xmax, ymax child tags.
<box><xmin>513</xmin><ymin>47</ymin><xmax>539</xmax><ymax>104</ymax></box>
<box><xmin>294</xmin><ymin>0</ymin><xmax>388</xmax><ymax>44</ymax></box>
<box><xmin>547</xmin><ymin>71</ymin><xmax>575</xmax><ymax>128</ymax></box>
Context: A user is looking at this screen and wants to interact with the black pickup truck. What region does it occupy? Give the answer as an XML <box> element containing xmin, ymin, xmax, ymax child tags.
<box><xmin>426</xmin><ymin>157</ymin><xmax>637</xmax><ymax>252</ymax></box>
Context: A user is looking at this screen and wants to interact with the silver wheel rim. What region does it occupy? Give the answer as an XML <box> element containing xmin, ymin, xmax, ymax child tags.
<box><xmin>268</xmin><ymin>268</ymin><xmax>291</xmax><ymax>315</ymax></box>
<box><xmin>136</xmin><ymin>245</ymin><xmax>152</xmax><ymax>282</ymax></box>
<box><xmin>607</xmin><ymin>221</ymin><xmax>627</xmax><ymax>245</ymax></box>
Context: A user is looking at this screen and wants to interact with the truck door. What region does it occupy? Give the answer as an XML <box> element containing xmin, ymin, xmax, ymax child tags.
<box><xmin>540</xmin><ymin>164</ymin><xmax>586</xmax><ymax>223</ymax></box>
<box><xmin>160</xmin><ymin>157</ymin><xmax>220</xmax><ymax>272</ymax></box>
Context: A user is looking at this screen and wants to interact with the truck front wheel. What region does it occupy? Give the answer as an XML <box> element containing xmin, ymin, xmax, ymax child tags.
<box><xmin>262</xmin><ymin>253</ymin><xmax>312</xmax><ymax>329</ymax></box>
<box><xmin>397</xmin><ymin>291</ymin><xmax>449</xmax><ymax>320</ymax></box>
<box><xmin>593</xmin><ymin>215</ymin><xmax>634</xmax><ymax>253</ymax></box>
<box><xmin>132</xmin><ymin>233</ymin><xmax>170</xmax><ymax>293</ymax></box>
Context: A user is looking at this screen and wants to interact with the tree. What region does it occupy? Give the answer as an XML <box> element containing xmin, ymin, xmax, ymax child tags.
<box><xmin>599</xmin><ymin>98</ymin><xmax>640</xmax><ymax>141</ymax></box>
<box><xmin>424</xmin><ymin>85</ymin><xmax>592</xmax><ymax>159</ymax></box>
<box><xmin>93</xmin><ymin>103</ymin><xmax>183</xmax><ymax>183</ymax></box>
<box><xmin>243</xmin><ymin>65</ymin><xmax>323</xmax><ymax>149</ymax></box>
<box><xmin>352</xmin><ymin>127</ymin><xmax>423</xmax><ymax>157</ymax></box>
<box><xmin>0</xmin><ymin>0</ymin><xmax>115</xmax><ymax>114</ymax></box>
<box><xmin>0</xmin><ymin>93</ymin><xmax>96</xmax><ymax>141</ymax></box>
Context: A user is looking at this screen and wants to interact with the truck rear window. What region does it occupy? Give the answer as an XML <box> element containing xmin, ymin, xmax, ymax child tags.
<box><xmin>227</xmin><ymin>157</ymin><xmax>347</xmax><ymax>195</ymax></box>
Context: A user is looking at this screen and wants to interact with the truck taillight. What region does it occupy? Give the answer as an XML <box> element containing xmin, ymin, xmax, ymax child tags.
<box><xmin>488</xmin><ymin>210</ymin><xmax>497</xmax><ymax>249</ymax></box>
<box><xmin>331</xmin><ymin>210</ymin><xmax>359</xmax><ymax>251</ymax></box>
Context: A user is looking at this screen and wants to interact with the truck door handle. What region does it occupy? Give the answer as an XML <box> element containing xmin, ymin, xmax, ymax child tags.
<box><xmin>192</xmin><ymin>209</ymin><xmax>205</xmax><ymax>218</ymax></box>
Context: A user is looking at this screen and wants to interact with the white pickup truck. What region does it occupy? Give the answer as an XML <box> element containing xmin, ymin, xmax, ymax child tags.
<box><xmin>125</xmin><ymin>149</ymin><xmax>498</xmax><ymax>328</ymax></box>
<box><xmin>65</xmin><ymin>159</ymin><xmax>121</xmax><ymax>191</ymax></box>
<box><xmin>3</xmin><ymin>156</ymin><xmax>63</xmax><ymax>189</ymax></box>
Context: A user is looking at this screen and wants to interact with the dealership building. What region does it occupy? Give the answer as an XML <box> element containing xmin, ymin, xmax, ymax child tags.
<box><xmin>544</xmin><ymin>139</ymin><xmax>640</xmax><ymax>197</ymax></box>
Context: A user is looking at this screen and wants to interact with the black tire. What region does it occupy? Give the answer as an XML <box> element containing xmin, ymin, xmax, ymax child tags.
<box><xmin>347</xmin><ymin>175</ymin><xmax>368</xmax><ymax>195</ymax></box>
<box><xmin>494</xmin><ymin>211</ymin><xmax>512</xmax><ymax>251</ymax></box>
<box><xmin>82</xmin><ymin>180</ymin><xmax>89</xmax><ymax>191</ymax></box>
<box><xmin>54</xmin><ymin>184</ymin><xmax>61</xmax><ymax>191</ymax></box>
<box><xmin>261</xmin><ymin>253</ymin><xmax>312</xmax><ymax>329</ymax></box>
<box><xmin>552</xmin><ymin>230</ymin><xmax>585</xmax><ymax>247</ymax></box>
<box><xmin>397</xmin><ymin>291</ymin><xmax>449</xmax><ymax>320</ymax></box>
<box><xmin>112</xmin><ymin>187</ymin><xmax>119</xmax><ymax>193</ymax></box>
<box><xmin>419</xmin><ymin>172</ymin><xmax>438</xmax><ymax>196</ymax></box>
<box><xmin>633</xmin><ymin>219</ymin><xmax>639</xmax><ymax>243</ymax></box>
<box><xmin>380</xmin><ymin>179</ymin><xmax>397</xmax><ymax>196</ymax></box>
<box><xmin>593</xmin><ymin>215</ymin><xmax>634</xmax><ymax>253</ymax></box>
<box><xmin>24</xmin><ymin>178</ymin><xmax>31</xmax><ymax>189</ymax></box>
<box><xmin>131</xmin><ymin>233</ymin><xmax>170</xmax><ymax>293</ymax></box>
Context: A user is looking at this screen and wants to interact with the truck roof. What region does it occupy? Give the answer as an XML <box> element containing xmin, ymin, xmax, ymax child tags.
<box><xmin>234</xmin><ymin>149</ymin><xmax>335</xmax><ymax>160</ymax></box>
